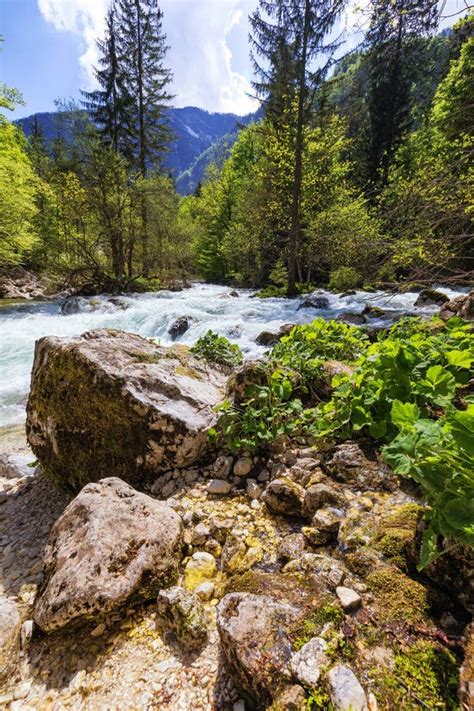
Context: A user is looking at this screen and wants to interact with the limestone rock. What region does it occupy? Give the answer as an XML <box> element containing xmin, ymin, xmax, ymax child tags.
<box><xmin>336</xmin><ymin>586</ymin><xmax>362</xmax><ymax>611</ymax></box>
<box><xmin>156</xmin><ymin>586</ymin><xmax>208</xmax><ymax>650</ymax></box>
<box><xmin>26</xmin><ymin>329</ymin><xmax>230</xmax><ymax>491</ymax></box>
<box><xmin>184</xmin><ymin>552</ymin><xmax>217</xmax><ymax>591</ymax></box>
<box><xmin>262</xmin><ymin>478</ymin><xmax>305</xmax><ymax>517</ymax></box>
<box><xmin>0</xmin><ymin>594</ymin><xmax>20</xmax><ymax>687</ymax></box>
<box><xmin>34</xmin><ymin>477</ymin><xmax>182</xmax><ymax>632</ymax></box>
<box><xmin>323</xmin><ymin>443</ymin><xmax>397</xmax><ymax>491</ymax></box>
<box><xmin>217</xmin><ymin>592</ymin><xmax>301</xmax><ymax>707</ymax></box>
<box><xmin>439</xmin><ymin>291</ymin><xmax>474</xmax><ymax>321</ymax></box>
<box><xmin>327</xmin><ymin>665</ymin><xmax>368</xmax><ymax>711</ymax></box>
<box><xmin>290</xmin><ymin>637</ymin><xmax>329</xmax><ymax>688</ymax></box>
<box><xmin>303</xmin><ymin>484</ymin><xmax>346</xmax><ymax>519</ymax></box>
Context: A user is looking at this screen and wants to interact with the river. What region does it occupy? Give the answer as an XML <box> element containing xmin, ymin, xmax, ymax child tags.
<box><xmin>0</xmin><ymin>283</ymin><xmax>461</xmax><ymax>430</ymax></box>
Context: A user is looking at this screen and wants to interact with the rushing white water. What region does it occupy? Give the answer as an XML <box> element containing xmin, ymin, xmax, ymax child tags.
<box><xmin>0</xmin><ymin>283</ymin><xmax>463</xmax><ymax>429</ymax></box>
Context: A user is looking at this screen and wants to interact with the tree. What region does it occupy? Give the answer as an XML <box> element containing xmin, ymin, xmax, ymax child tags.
<box><xmin>364</xmin><ymin>0</ymin><xmax>438</xmax><ymax>191</ymax></box>
<box><xmin>249</xmin><ymin>0</ymin><xmax>346</xmax><ymax>295</ymax></box>
<box><xmin>81</xmin><ymin>3</ymin><xmax>131</xmax><ymax>153</ymax></box>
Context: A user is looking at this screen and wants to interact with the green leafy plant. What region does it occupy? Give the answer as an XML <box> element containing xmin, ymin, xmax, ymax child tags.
<box><xmin>328</xmin><ymin>266</ymin><xmax>361</xmax><ymax>292</ymax></box>
<box><xmin>191</xmin><ymin>330</ymin><xmax>243</xmax><ymax>368</ymax></box>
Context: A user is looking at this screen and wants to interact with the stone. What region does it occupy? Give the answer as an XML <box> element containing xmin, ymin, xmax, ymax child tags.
<box><xmin>336</xmin><ymin>586</ymin><xmax>362</xmax><ymax>611</ymax></box>
<box><xmin>192</xmin><ymin>523</ymin><xmax>210</xmax><ymax>546</ymax></box>
<box><xmin>261</xmin><ymin>478</ymin><xmax>305</xmax><ymax>517</ymax></box>
<box><xmin>317</xmin><ymin>361</ymin><xmax>354</xmax><ymax>399</ymax></box>
<box><xmin>327</xmin><ymin>665</ymin><xmax>368</xmax><ymax>711</ymax></box>
<box><xmin>290</xmin><ymin>637</ymin><xmax>329</xmax><ymax>688</ymax></box>
<box><xmin>255</xmin><ymin>324</ymin><xmax>294</xmax><ymax>346</ymax></box>
<box><xmin>323</xmin><ymin>443</ymin><xmax>397</xmax><ymax>491</ymax></box>
<box><xmin>246</xmin><ymin>479</ymin><xmax>262</xmax><ymax>500</ymax></box>
<box><xmin>184</xmin><ymin>552</ymin><xmax>217</xmax><ymax>591</ymax></box>
<box><xmin>277</xmin><ymin>533</ymin><xmax>306</xmax><ymax>562</ymax></box>
<box><xmin>194</xmin><ymin>581</ymin><xmax>215</xmax><ymax>602</ymax></box>
<box><xmin>0</xmin><ymin>594</ymin><xmax>20</xmax><ymax>687</ymax></box>
<box><xmin>303</xmin><ymin>484</ymin><xmax>345</xmax><ymax>519</ymax></box>
<box><xmin>213</xmin><ymin>455</ymin><xmax>233</xmax><ymax>479</ymax></box>
<box><xmin>168</xmin><ymin>316</ymin><xmax>190</xmax><ymax>339</ymax></box>
<box><xmin>414</xmin><ymin>288</ymin><xmax>448</xmax><ymax>307</ymax></box>
<box><xmin>298</xmin><ymin>294</ymin><xmax>330</xmax><ymax>310</ymax></box>
<box><xmin>221</xmin><ymin>535</ymin><xmax>247</xmax><ymax>574</ymax></box>
<box><xmin>26</xmin><ymin>330</ymin><xmax>231</xmax><ymax>491</ymax></box>
<box><xmin>311</xmin><ymin>508</ymin><xmax>343</xmax><ymax>534</ymax></box>
<box><xmin>217</xmin><ymin>592</ymin><xmax>301</xmax><ymax>707</ymax></box>
<box><xmin>208</xmin><ymin>479</ymin><xmax>232</xmax><ymax>495</ymax></box>
<box><xmin>33</xmin><ymin>477</ymin><xmax>182</xmax><ymax>632</ymax></box>
<box><xmin>272</xmin><ymin>684</ymin><xmax>307</xmax><ymax>710</ymax></box>
<box><xmin>234</xmin><ymin>457</ymin><xmax>253</xmax><ymax>477</ymax></box>
<box><xmin>90</xmin><ymin>622</ymin><xmax>106</xmax><ymax>638</ymax></box>
<box><xmin>301</xmin><ymin>527</ymin><xmax>331</xmax><ymax>547</ymax></box>
<box><xmin>20</xmin><ymin>620</ymin><xmax>34</xmax><ymax>650</ymax></box>
<box><xmin>156</xmin><ymin>586</ymin><xmax>208</xmax><ymax>650</ymax></box>
<box><xmin>337</xmin><ymin>312</ymin><xmax>366</xmax><ymax>326</ymax></box>
<box><xmin>439</xmin><ymin>290</ymin><xmax>474</xmax><ymax>321</ymax></box>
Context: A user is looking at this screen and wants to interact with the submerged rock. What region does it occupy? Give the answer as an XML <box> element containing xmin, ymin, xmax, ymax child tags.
<box><xmin>26</xmin><ymin>329</ymin><xmax>230</xmax><ymax>491</ymax></box>
<box><xmin>298</xmin><ymin>294</ymin><xmax>330</xmax><ymax>310</ymax></box>
<box><xmin>414</xmin><ymin>288</ymin><xmax>448</xmax><ymax>307</ymax></box>
<box><xmin>168</xmin><ymin>316</ymin><xmax>190</xmax><ymax>339</ymax></box>
<box><xmin>34</xmin><ymin>477</ymin><xmax>182</xmax><ymax>632</ymax></box>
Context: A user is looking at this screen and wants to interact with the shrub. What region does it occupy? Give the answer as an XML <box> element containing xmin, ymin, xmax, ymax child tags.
<box><xmin>328</xmin><ymin>266</ymin><xmax>361</xmax><ymax>292</ymax></box>
<box><xmin>191</xmin><ymin>330</ymin><xmax>243</xmax><ymax>368</ymax></box>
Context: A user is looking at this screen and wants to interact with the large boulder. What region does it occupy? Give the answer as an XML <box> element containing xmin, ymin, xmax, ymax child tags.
<box><xmin>33</xmin><ymin>477</ymin><xmax>183</xmax><ymax>632</ymax></box>
<box><xmin>26</xmin><ymin>329</ymin><xmax>230</xmax><ymax>491</ymax></box>
<box><xmin>0</xmin><ymin>594</ymin><xmax>20</xmax><ymax>687</ymax></box>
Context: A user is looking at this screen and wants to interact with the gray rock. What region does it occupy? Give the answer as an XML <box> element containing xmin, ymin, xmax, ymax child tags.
<box><xmin>414</xmin><ymin>288</ymin><xmax>448</xmax><ymax>307</ymax></box>
<box><xmin>262</xmin><ymin>478</ymin><xmax>305</xmax><ymax>517</ymax></box>
<box><xmin>327</xmin><ymin>665</ymin><xmax>368</xmax><ymax>711</ymax></box>
<box><xmin>246</xmin><ymin>479</ymin><xmax>262</xmax><ymax>500</ymax></box>
<box><xmin>168</xmin><ymin>316</ymin><xmax>190</xmax><ymax>339</ymax></box>
<box><xmin>60</xmin><ymin>295</ymin><xmax>88</xmax><ymax>315</ymax></box>
<box><xmin>213</xmin><ymin>455</ymin><xmax>233</xmax><ymax>479</ymax></box>
<box><xmin>192</xmin><ymin>523</ymin><xmax>210</xmax><ymax>545</ymax></box>
<box><xmin>207</xmin><ymin>479</ymin><xmax>232</xmax><ymax>495</ymax></box>
<box><xmin>0</xmin><ymin>594</ymin><xmax>20</xmax><ymax>686</ymax></box>
<box><xmin>290</xmin><ymin>636</ymin><xmax>329</xmax><ymax>688</ymax></box>
<box><xmin>278</xmin><ymin>533</ymin><xmax>306</xmax><ymax>562</ymax></box>
<box><xmin>272</xmin><ymin>684</ymin><xmax>307</xmax><ymax>710</ymax></box>
<box><xmin>298</xmin><ymin>294</ymin><xmax>330</xmax><ymax>310</ymax></box>
<box><xmin>323</xmin><ymin>443</ymin><xmax>397</xmax><ymax>491</ymax></box>
<box><xmin>26</xmin><ymin>330</ymin><xmax>230</xmax><ymax>491</ymax></box>
<box><xmin>156</xmin><ymin>585</ymin><xmax>208</xmax><ymax>650</ymax></box>
<box><xmin>337</xmin><ymin>312</ymin><xmax>366</xmax><ymax>326</ymax></box>
<box><xmin>194</xmin><ymin>581</ymin><xmax>215</xmax><ymax>602</ymax></box>
<box><xmin>255</xmin><ymin>323</ymin><xmax>294</xmax><ymax>346</ymax></box>
<box><xmin>217</xmin><ymin>592</ymin><xmax>300</xmax><ymax>706</ymax></box>
<box><xmin>336</xmin><ymin>586</ymin><xmax>362</xmax><ymax>611</ymax></box>
<box><xmin>34</xmin><ymin>477</ymin><xmax>182</xmax><ymax>632</ymax></box>
<box><xmin>234</xmin><ymin>457</ymin><xmax>253</xmax><ymax>477</ymax></box>
<box><xmin>311</xmin><ymin>508</ymin><xmax>343</xmax><ymax>534</ymax></box>
<box><xmin>303</xmin><ymin>483</ymin><xmax>346</xmax><ymax>519</ymax></box>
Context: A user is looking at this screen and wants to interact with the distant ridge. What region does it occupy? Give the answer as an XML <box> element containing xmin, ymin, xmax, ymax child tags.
<box><xmin>15</xmin><ymin>106</ymin><xmax>259</xmax><ymax>195</ymax></box>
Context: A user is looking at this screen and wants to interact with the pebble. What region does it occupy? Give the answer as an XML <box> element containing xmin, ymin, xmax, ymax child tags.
<box><xmin>90</xmin><ymin>622</ymin><xmax>107</xmax><ymax>638</ymax></box>
<box><xmin>194</xmin><ymin>581</ymin><xmax>215</xmax><ymax>601</ymax></box>
<box><xmin>233</xmin><ymin>457</ymin><xmax>253</xmax><ymax>477</ymax></box>
<box><xmin>246</xmin><ymin>480</ymin><xmax>262</xmax><ymax>500</ymax></box>
<box><xmin>327</xmin><ymin>665</ymin><xmax>368</xmax><ymax>711</ymax></box>
<box><xmin>336</xmin><ymin>586</ymin><xmax>362</xmax><ymax>611</ymax></box>
<box><xmin>20</xmin><ymin>619</ymin><xmax>34</xmax><ymax>649</ymax></box>
<box><xmin>207</xmin><ymin>479</ymin><xmax>232</xmax><ymax>495</ymax></box>
<box><xmin>290</xmin><ymin>636</ymin><xmax>328</xmax><ymax>688</ymax></box>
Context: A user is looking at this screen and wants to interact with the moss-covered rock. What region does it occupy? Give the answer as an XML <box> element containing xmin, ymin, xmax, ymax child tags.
<box><xmin>26</xmin><ymin>329</ymin><xmax>230</xmax><ymax>491</ymax></box>
<box><xmin>366</xmin><ymin>567</ymin><xmax>429</xmax><ymax>624</ymax></box>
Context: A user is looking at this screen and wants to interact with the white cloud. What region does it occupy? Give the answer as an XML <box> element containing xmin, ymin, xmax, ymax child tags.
<box><xmin>37</xmin><ymin>0</ymin><xmax>258</xmax><ymax>115</ymax></box>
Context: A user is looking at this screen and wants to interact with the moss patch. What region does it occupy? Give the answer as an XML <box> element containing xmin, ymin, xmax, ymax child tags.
<box><xmin>291</xmin><ymin>603</ymin><xmax>344</xmax><ymax>651</ymax></box>
<box><xmin>371</xmin><ymin>503</ymin><xmax>424</xmax><ymax>571</ymax></box>
<box><xmin>366</xmin><ymin>567</ymin><xmax>429</xmax><ymax>624</ymax></box>
<box><xmin>370</xmin><ymin>640</ymin><xmax>459</xmax><ymax>710</ymax></box>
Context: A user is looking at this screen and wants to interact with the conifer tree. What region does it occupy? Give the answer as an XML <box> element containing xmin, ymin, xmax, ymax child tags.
<box><xmin>250</xmin><ymin>0</ymin><xmax>345</xmax><ymax>295</ymax></box>
<box><xmin>81</xmin><ymin>3</ymin><xmax>130</xmax><ymax>153</ymax></box>
<box><xmin>365</xmin><ymin>0</ymin><xmax>438</xmax><ymax>191</ymax></box>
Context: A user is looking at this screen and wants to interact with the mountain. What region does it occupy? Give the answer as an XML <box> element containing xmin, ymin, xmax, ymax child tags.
<box><xmin>15</xmin><ymin>106</ymin><xmax>259</xmax><ymax>195</ymax></box>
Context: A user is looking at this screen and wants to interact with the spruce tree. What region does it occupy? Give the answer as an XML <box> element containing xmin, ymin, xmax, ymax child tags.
<box><xmin>365</xmin><ymin>0</ymin><xmax>438</xmax><ymax>191</ymax></box>
<box><xmin>81</xmin><ymin>3</ymin><xmax>130</xmax><ymax>153</ymax></box>
<box><xmin>250</xmin><ymin>0</ymin><xmax>345</xmax><ymax>295</ymax></box>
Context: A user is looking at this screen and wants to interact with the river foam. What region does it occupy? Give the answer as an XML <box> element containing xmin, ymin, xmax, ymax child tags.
<box><xmin>0</xmin><ymin>283</ymin><xmax>462</xmax><ymax>429</ymax></box>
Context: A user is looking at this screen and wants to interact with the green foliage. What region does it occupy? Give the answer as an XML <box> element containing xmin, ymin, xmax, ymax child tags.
<box><xmin>191</xmin><ymin>330</ymin><xmax>243</xmax><ymax>368</ymax></box>
<box><xmin>328</xmin><ymin>266</ymin><xmax>362</xmax><ymax>292</ymax></box>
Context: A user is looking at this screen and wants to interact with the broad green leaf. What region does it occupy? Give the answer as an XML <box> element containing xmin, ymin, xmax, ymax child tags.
<box><xmin>391</xmin><ymin>400</ymin><xmax>420</xmax><ymax>427</ymax></box>
<box><xmin>446</xmin><ymin>349</ymin><xmax>472</xmax><ymax>369</ymax></box>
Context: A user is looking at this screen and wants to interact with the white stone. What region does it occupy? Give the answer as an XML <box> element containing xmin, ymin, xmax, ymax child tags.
<box><xmin>20</xmin><ymin>620</ymin><xmax>34</xmax><ymax>649</ymax></box>
<box><xmin>194</xmin><ymin>582</ymin><xmax>215</xmax><ymax>602</ymax></box>
<box><xmin>233</xmin><ymin>457</ymin><xmax>253</xmax><ymax>477</ymax></box>
<box><xmin>192</xmin><ymin>523</ymin><xmax>210</xmax><ymax>545</ymax></box>
<box><xmin>207</xmin><ymin>479</ymin><xmax>232</xmax><ymax>495</ymax></box>
<box><xmin>290</xmin><ymin>636</ymin><xmax>329</xmax><ymax>688</ymax></box>
<box><xmin>336</xmin><ymin>586</ymin><xmax>362</xmax><ymax>611</ymax></box>
<box><xmin>327</xmin><ymin>665</ymin><xmax>368</xmax><ymax>711</ymax></box>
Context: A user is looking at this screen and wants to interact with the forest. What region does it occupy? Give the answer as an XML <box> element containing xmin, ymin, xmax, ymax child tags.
<box><xmin>0</xmin><ymin>0</ymin><xmax>472</xmax><ymax>296</ymax></box>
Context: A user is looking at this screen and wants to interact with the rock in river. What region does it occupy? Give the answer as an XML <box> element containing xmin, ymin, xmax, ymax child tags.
<box><xmin>34</xmin><ymin>477</ymin><xmax>182</xmax><ymax>632</ymax></box>
<box><xmin>26</xmin><ymin>329</ymin><xmax>230</xmax><ymax>491</ymax></box>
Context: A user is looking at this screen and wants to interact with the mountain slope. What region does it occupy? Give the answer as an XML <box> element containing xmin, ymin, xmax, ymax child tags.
<box><xmin>15</xmin><ymin>107</ymin><xmax>258</xmax><ymax>195</ymax></box>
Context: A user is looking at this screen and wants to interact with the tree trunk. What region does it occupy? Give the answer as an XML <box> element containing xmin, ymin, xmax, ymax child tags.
<box><xmin>135</xmin><ymin>0</ymin><xmax>149</xmax><ymax>277</ymax></box>
<box><xmin>287</xmin><ymin>0</ymin><xmax>310</xmax><ymax>297</ymax></box>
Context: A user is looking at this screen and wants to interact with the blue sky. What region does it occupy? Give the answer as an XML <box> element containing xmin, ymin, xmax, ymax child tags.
<box><xmin>1</xmin><ymin>0</ymin><xmax>470</xmax><ymax>120</ymax></box>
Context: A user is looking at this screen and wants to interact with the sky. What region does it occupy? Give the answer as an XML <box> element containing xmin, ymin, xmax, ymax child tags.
<box><xmin>1</xmin><ymin>0</ymin><xmax>471</xmax><ymax>120</ymax></box>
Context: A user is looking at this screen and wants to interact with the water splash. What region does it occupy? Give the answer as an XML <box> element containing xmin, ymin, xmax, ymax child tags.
<box><xmin>0</xmin><ymin>283</ymin><xmax>461</xmax><ymax>429</ymax></box>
